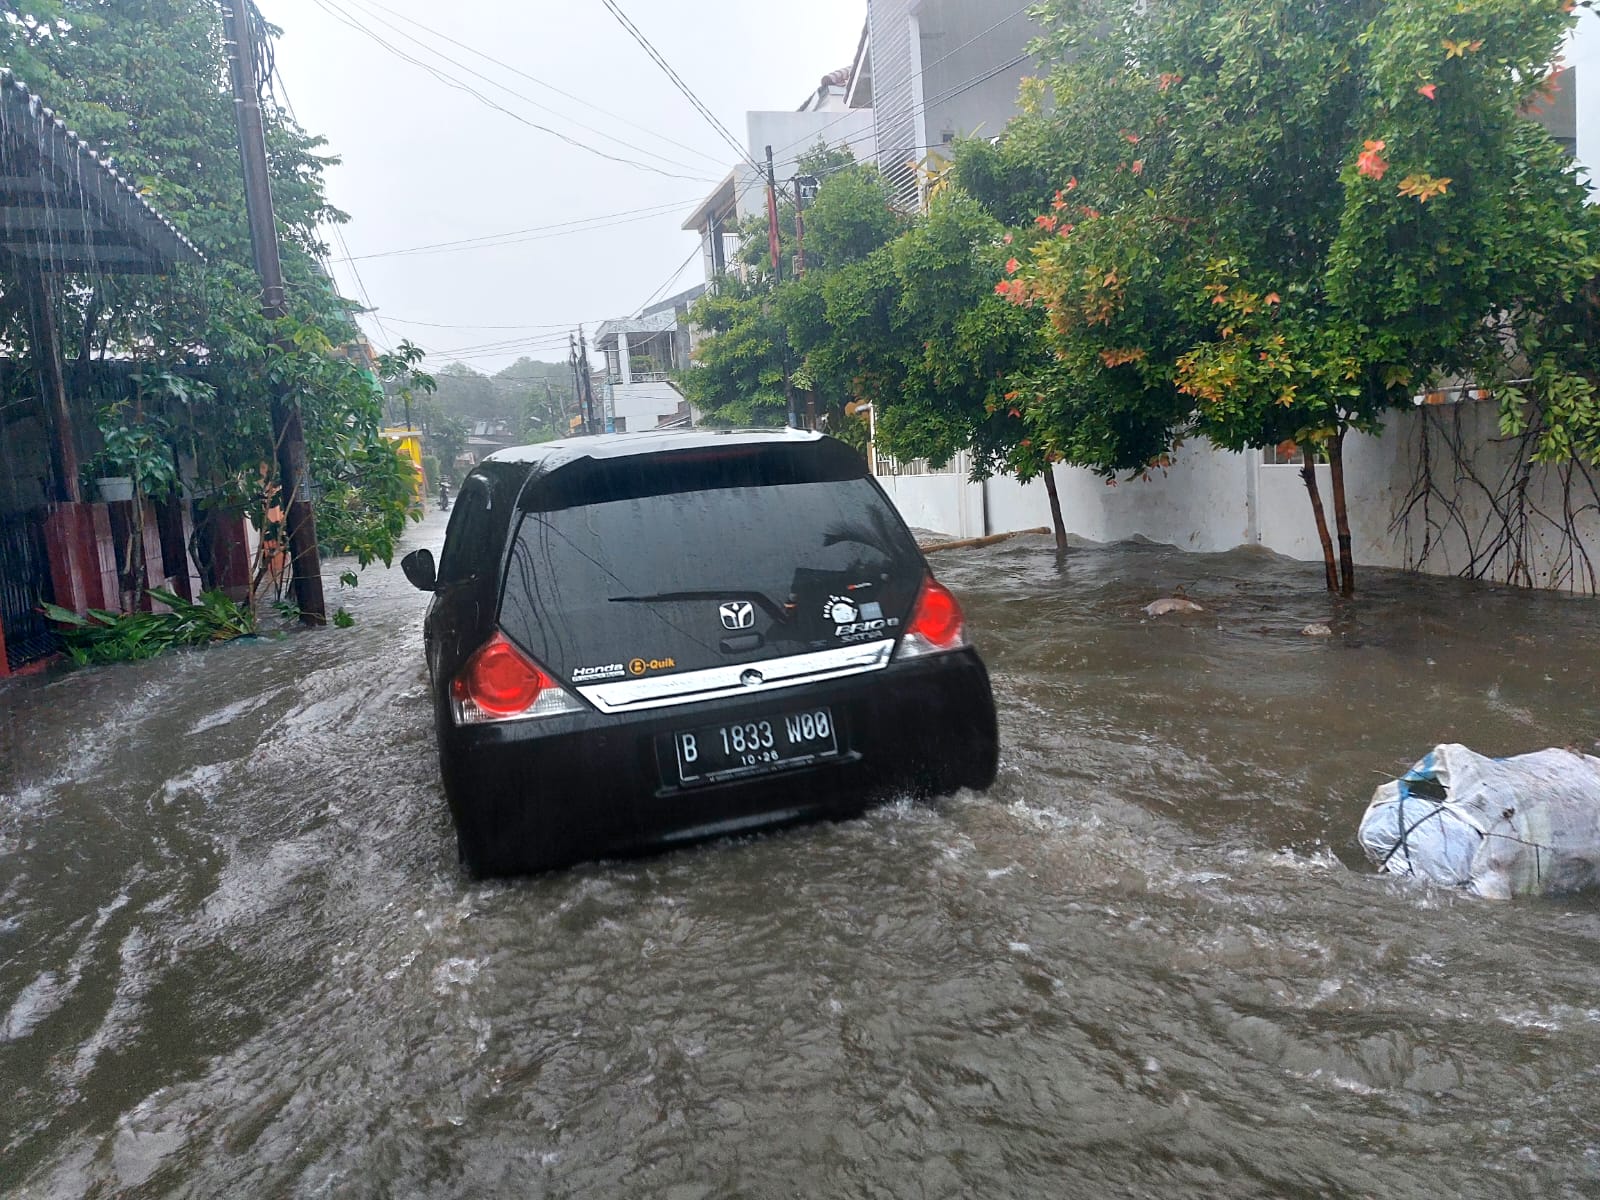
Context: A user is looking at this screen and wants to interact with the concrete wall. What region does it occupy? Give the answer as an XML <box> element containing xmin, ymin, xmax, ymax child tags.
<box><xmin>746</xmin><ymin>109</ymin><xmax>877</xmax><ymax>181</ymax></box>
<box><xmin>867</xmin><ymin>0</ymin><xmax>1038</xmax><ymax>208</ymax></box>
<box><xmin>917</xmin><ymin>0</ymin><xmax>1039</xmax><ymax>148</ymax></box>
<box><xmin>880</xmin><ymin>401</ymin><xmax>1600</xmax><ymax>593</ymax></box>
<box><xmin>608</xmin><ymin>381</ymin><xmax>684</xmax><ymax>431</ymax></box>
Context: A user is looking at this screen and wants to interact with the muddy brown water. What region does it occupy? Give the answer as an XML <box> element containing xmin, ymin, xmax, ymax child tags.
<box><xmin>4</xmin><ymin>510</ymin><xmax>1600</xmax><ymax>1198</ymax></box>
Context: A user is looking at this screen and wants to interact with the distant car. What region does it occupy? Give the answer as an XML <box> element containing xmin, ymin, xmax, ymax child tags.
<box><xmin>402</xmin><ymin>429</ymin><xmax>998</xmax><ymax>876</ymax></box>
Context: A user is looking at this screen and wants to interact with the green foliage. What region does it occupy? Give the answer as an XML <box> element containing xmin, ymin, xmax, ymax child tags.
<box><xmin>680</xmin><ymin>0</ymin><xmax>1600</xmax><ymax>595</ymax></box>
<box><xmin>680</xmin><ymin>276</ymin><xmax>789</xmax><ymax>426</ymax></box>
<box><xmin>685</xmin><ymin>160</ymin><xmax>909</xmax><ymax>433</ymax></box>
<box><xmin>1004</xmin><ymin>0</ymin><xmax>1600</xmax><ymax>589</ymax></box>
<box><xmin>417</xmin><ymin>357</ymin><xmax>576</xmax><ymax>456</ymax></box>
<box><xmin>332</xmin><ymin>607</ymin><xmax>354</xmax><ymax>629</ymax></box>
<box><xmin>42</xmin><ymin>588</ymin><xmax>256</xmax><ymax>665</ymax></box>
<box><xmin>800</xmin><ymin>165</ymin><xmax>905</xmax><ymax>271</ymax></box>
<box><xmin>0</xmin><ymin>0</ymin><xmax>418</xmax><ymax>581</ymax></box>
<box><xmin>735</xmin><ymin>142</ymin><xmax>866</xmax><ymax>277</ymax></box>
<box><xmin>86</xmin><ymin>400</ymin><xmax>179</xmax><ymax>498</ymax></box>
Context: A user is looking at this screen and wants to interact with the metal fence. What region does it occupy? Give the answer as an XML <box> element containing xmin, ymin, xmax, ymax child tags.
<box><xmin>872</xmin><ymin>449</ymin><xmax>962</xmax><ymax>477</ymax></box>
<box><xmin>0</xmin><ymin>510</ymin><xmax>58</xmax><ymax>671</ymax></box>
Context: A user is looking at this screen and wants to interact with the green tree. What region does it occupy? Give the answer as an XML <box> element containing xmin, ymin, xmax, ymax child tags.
<box><xmin>1</xmin><ymin>0</ymin><xmax>419</xmax><ymax>576</ymax></box>
<box><xmin>684</xmin><ymin>157</ymin><xmax>906</xmax><ymax>431</ymax></box>
<box><xmin>1003</xmin><ymin>0</ymin><xmax>1599</xmax><ymax>592</ymax></box>
<box><xmin>679</xmin><ymin>275</ymin><xmax>789</xmax><ymax>426</ymax></box>
<box><xmin>734</xmin><ymin>142</ymin><xmax>863</xmax><ymax>277</ymax></box>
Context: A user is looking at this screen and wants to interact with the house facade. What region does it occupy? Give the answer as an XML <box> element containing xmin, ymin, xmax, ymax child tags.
<box><xmin>682</xmin><ymin>68</ymin><xmax>876</xmax><ymax>282</ymax></box>
<box><xmin>850</xmin><ymin>0</ymin><xmax>1040</xmax><ymax>209</ymax></box>
<box><xmin>592</xmin><ymin>285</ymin><xmax>704</xmax><ymax>433</ymax></box>
<box><xmin>0</xmin><ymin>72</ymin><xmax>204</xmax><ymax>675</ymax></box>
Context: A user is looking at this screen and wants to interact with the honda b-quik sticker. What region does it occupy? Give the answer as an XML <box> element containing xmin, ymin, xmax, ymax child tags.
<box><xmin>572</xmin><ymin>662</ymin><xmax>627</xmax><ymax>682</ymax></box>
<box><xmin>824</xmin><ymin>593</ymin><xmax>898</xmax><ymax>644</ymax></box>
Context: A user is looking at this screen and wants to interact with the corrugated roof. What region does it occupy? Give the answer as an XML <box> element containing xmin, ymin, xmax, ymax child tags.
<box><xmin>0</xmin><ymin>69</ymin><xmax>203</xmax><ymax>274</ymax></box>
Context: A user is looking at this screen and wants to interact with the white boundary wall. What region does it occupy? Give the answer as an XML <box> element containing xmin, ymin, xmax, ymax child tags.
<box><xmin>876</xmin><ymin>401</ymin><xmax>1600</xmax><ymax>592</ymax></box>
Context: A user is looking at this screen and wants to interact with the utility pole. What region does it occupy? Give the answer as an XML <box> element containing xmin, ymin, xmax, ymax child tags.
<box><xmin>577</xmin><ymin>325</ymin><xmax>597</xmax><ymax>434</ymax></box>
<box><xmin>792</xmin><ymin>174</ymin><xmax>818</xmax><ymax>429</ymax></box>
<box><xmin>792</xmin><ymin>175</ymin><xmax>810</xmax><ymax>278</ymax></box>
<box><xmin>764</xmin><ymin>145</ymin><xmax>783</xmax><ymax>283</ymax></box>
<box><xmin>569</xmin><ymin>333</ymin><xmax>581</xmax><ymax>437</ymax></box>
<box><xmin>221</xmin><ymin>0</ymin><xmax>326</xmax><ymax>625</ymax></box>
<box><xmin>764</xmin><ymin>145</ymin><xmax>798</xmax><ymax>428</ymax></box>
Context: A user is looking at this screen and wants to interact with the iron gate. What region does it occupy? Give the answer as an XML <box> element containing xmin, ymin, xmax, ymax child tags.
<box><xmin>0</xmin><ymin>510</ymin><xmax>58</xmax><ymax>671</ymax></box>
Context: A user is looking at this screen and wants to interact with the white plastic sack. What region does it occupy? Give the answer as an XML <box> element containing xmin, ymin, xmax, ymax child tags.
<box><xmin>1358</xmin><ymin>743</ymin><xmax>1600</xmax><ymax>899</ymax></box>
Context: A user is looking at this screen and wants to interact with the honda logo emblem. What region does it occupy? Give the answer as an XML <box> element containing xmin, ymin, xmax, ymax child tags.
<box><xmin>719</xmin><ymin>600</ymin><xmax>755</xmax><ymax>630</ymax></box>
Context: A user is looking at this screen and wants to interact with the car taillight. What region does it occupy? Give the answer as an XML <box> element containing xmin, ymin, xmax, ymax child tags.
<box><xmin>893</xmin><ymin>576</ymin><xmax>969</xmax><ymax>660</ymax></box>
<box><xmin>450</xmin><ymin>633</ymin><xmax>585</xmax><ymax>724</ymax></box>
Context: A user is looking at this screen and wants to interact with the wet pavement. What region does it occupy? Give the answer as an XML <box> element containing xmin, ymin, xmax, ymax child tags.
<box><xmin>4</xmin><ymin>509</ymin><xmax>1600</xmax><ymax>1198</ymax></box>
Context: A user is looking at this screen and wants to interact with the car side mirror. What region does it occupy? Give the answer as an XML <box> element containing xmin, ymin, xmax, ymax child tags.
<box><xmin>401</xmin><ymin>548</ymin><xmax>437</xmax><ymax>592</ymax></box>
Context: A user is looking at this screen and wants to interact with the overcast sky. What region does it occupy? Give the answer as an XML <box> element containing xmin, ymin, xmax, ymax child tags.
<box><xmin>255</xmin><ymin>0</ymin><xmax>867</xmax><ymax>373</ymax></box>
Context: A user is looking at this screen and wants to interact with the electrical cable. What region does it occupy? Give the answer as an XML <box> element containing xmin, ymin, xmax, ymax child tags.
<box><xmin>352</xmin><ymin>0</ymin><xmax>726</xmax><ymax>169</ymax></box>
<box><xmin>424</xmin><ymin>329</ymin><xmax>586</xmax><ymax>356</ymax></box>
<box><xmin>428</xmin><ymin>335</ymin><xmax>580</xmax><ymax>363</ymax></box>
<box><xmin>597</xmin><ymin>0</ymin><xmax>762</xmax><ymax>172</ymax></box>
<box><xmin>635</xmin><ymin>243</ymin><xmax>703</xmax><ymax>315</ymax></box>
<box><xmin>332</xmin><ymin>198</ymin><xmax>703</xmax><ymax>262</ymax></box>
<box><xmin>376</xmin><ymin>316</ymin><xmax>599</xmax><ymax>332</ymax></box>
<box><xmin>264</xmin><ymin>48</ymin><xmax>393</xmax><ymax>352</ymax></box>
<box><xmin>338</xmin><ymin>0</ymin><xmax>719</xmax><ymax>179</ymax></box>
<box><xmin>309</xmin><ymin>0</ymin><xmax>717</xmax><ymax>182</ymax></box>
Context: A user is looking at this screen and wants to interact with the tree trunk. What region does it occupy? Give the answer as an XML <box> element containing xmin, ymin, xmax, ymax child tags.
<box><xmin>1327</xmin><ymin>428</ymin><xmax>1355</xmax><ymax>595</ymax></box>
<box><xmin>1042</xmin><ymin>465</ymin><xmax>1068</xmax><ymax>552</ymax></box>
<box><xmin>1300</xmin><ymin>446</ymin><xmax>1338</xmax><ymax>592</ymax></box>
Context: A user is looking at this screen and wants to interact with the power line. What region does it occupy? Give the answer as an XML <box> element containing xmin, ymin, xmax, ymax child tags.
<box><xmin>426</xmin><ymin>330</ymin><xmax>584</xmax><ymax>358</ymax></box>
<box><xmin>264</xmin><ymin>53</ymin><xmax>393</xmax><ymax>353</ymax></box>
<box><xmin>332</xmin><ymin>198</ymin><xmax>703</xmax><ymax>262</ymax></box>
<box><xmin>338</xmin><ymin>0</ymin><xmax>718</xmax><ymax>179</ymax></box>
<box><xmin>636</xmin><ymin>244</ymin><xmax>703</xmax><ymax>315</ymax></box>
<box><xmin>353</xmin><ymin>0</ymin><xmax>726</xmax><ymax>169</ymax></box>
<box><xmin>916</xmin><ymin>53</ymin><xmax>1032</xmax><ymax>124</ymax></box>
<box><xmin>308</xmin><ymin>0</ymin><xmax>717</xmax><ymax>183</ymax></box>
<box><xmin>432</xmin><ymin>339</ymin><xmax>579</xmax><ymax>365</ymax></box>
<box><xmin>598</xmin><ymin>0</ymin><xmax>761</xmax><ymax>172</ymax></box>
<box><xmin>376</xmin><ymin>316</ymin><xmax>596</xmax><ymax>332</ymax></box>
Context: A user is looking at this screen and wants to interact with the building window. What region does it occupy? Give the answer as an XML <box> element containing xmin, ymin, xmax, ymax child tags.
<box><xmin>1263</xmin><ymin>441</ymin><xmax>1328</xmax><ymax>466</ymax></box>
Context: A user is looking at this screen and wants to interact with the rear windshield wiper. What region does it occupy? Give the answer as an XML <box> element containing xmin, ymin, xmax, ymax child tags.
<box><xmin>609</xmin><ymin>590</ymin><xmax>795</xmax><ymax>623</ymax></box>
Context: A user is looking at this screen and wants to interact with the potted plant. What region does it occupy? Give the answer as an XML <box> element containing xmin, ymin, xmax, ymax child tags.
<box><xmin>94</xmin><ymin>473</ymin><xmax>135</xmax><ymax>503</ymax></box>
<box><xmin>87</xmin><ymin>401</ymin><xmax>180</xmax><ymax>605</ymax></box>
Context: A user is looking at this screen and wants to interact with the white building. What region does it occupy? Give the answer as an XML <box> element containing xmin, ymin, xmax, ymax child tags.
<box><xmin>682</xmin><ymin>67</ymin><xmax>876</xmax><ymax>281</ymax></box>
<box><xmin>849</xmin><ymin>0</ymin><xmax>1041</xmax><ymax>209</ymax></box>
<box><xmin>592</xmin><ymin>285</ymin><xmax>703</xmax><ymax>433</ymax></box>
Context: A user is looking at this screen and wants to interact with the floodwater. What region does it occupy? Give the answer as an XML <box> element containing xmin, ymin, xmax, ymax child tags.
<box><xmin>4</xmin><ymin>511</ymin><xmax>1600</xmax><ymax>1198</ymax></box>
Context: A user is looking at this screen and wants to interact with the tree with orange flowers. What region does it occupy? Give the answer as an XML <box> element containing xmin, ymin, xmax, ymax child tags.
<box><xmin>983</xmin><ymin>0</ymin><xmax>1599</xmax><ymax>592</ymax></box>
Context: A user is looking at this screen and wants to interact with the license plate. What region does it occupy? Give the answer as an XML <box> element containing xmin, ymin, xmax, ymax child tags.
<box><xmin>672</xmin><ymin>706</ymin><xmax>839</xmax><ymax>785</ymax></box>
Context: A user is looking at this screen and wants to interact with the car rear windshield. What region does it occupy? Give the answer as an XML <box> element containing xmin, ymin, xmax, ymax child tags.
<box><xmin>497</xmin><ymin>446</ymin><xmax>924</xmax><ymax>682</ymax></box>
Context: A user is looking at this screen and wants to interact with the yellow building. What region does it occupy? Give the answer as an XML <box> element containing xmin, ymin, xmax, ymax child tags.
<box><xmin>381</xmin><ymin>428</ymin><xmax>426</xmax><ymax>504</ymax></box>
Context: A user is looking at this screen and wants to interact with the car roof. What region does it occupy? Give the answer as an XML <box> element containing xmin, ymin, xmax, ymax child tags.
<box><xmin>483</xmin><ymin>428</ymin><xmax>826</xmax><ymax>474</ymax></box>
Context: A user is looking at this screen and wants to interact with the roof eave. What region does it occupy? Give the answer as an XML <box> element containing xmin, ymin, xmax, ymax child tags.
<box><xmin>681</xmin><ymin>169</ymin><xmax>739</xmax><ymax>232</ymax></box>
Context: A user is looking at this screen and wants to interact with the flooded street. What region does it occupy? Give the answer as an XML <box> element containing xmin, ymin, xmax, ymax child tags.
<box><xmin>5</xmin><ymin>510</ymin><xmax>1600</xmax><ymax>1198</ymax></box>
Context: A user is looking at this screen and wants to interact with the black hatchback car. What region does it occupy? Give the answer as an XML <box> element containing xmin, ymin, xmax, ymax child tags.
<box><xmin>402</xmin><ymin>429</ymin><xmax>998</xmax><ymax>876</ymax></box>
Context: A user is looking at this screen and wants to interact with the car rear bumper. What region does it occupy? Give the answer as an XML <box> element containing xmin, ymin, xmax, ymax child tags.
<box><xmin>436</xmin><ymin>647</ymin><xmax>998</xmax><ymax>875</ymax></box>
